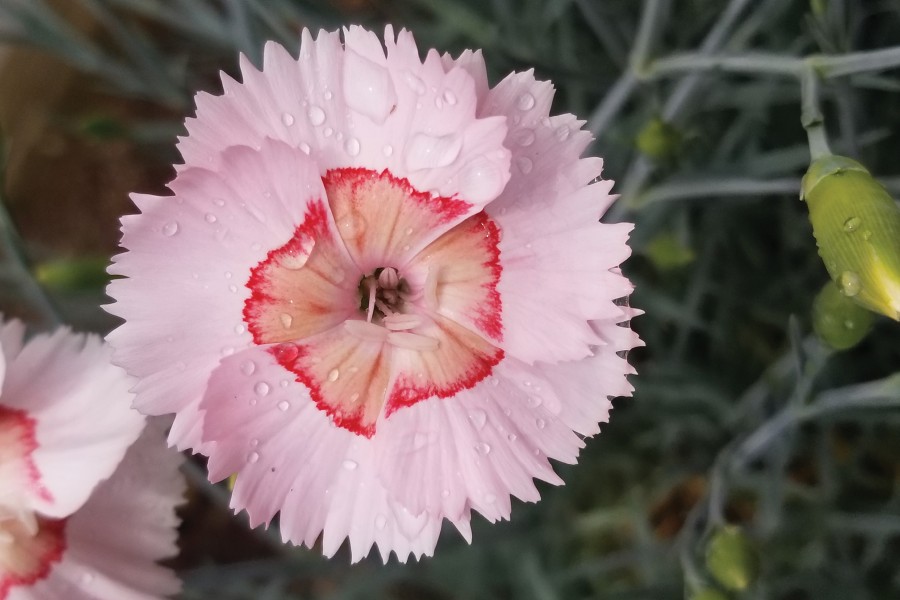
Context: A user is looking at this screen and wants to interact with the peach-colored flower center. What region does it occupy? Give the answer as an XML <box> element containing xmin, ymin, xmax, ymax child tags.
<box><xmin>244</xmin><ymin>168</ymin><xmax>504</xmax><ymax>437</ymax></box>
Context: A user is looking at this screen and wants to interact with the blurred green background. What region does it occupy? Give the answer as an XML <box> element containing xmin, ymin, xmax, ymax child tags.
<box><xmin>1</xmin><ymin>0</ymin><xmax>900</xmax><ymax>598</ymax></box>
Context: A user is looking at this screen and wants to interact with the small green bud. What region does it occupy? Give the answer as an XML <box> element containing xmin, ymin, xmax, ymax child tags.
<box><xmin>802</xmin><ymin>155</ymin><xmax>900</xmax><ymax>320</ymax></box>
<box><xmin>813</xmin><ymin>280</ymin><xmax>874</xmax><ymax>350</ymax></box>
<box><xmin>705</xmin><ymin>526</ymin><xmax>759</xmax><ymax>592</ymax></box>
<box><xmin>690</xmin><ymin>588</ymin><xmax>730</xmax><ymax>600</ymax></box>
<box><xmin>34</xmin><ymin>257</ymin><xmax>111</xmax><ymax>292</ymax></box>
<box><xmin>636</xmin><ymin>117</ymin><xmax>681</xmax><ymax>162</ymax></box>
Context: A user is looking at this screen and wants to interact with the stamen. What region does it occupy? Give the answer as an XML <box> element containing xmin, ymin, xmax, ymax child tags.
<box><xmin>366</xmin><ymin>277</ymin><xmax>377</xmax><ymax>323</ymax></box>
<box><xmin>383</xmin><ymin>313</ymin><xmax>424</xmax><ymax>331</ymax></box>
<box><xmin>378</xmin><ymin>267</ymin><xmax>400</xmax><ymax>289</ymax></box>
<box><xmin>387</xmin><ymin>331</ymin><xmax>440</xmax><ymax>351</ymax></box>
<box><xmin>344</xmin><ymin>319</ymin><xmax>389</xmax><ymax>342</ymax></box>
<box><xmin>375</xmin><ymin>299</ymin><xmax>394</xmax><ymax>317</ymax></box>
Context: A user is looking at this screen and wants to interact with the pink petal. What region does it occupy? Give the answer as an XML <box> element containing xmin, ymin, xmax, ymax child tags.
<box><xmin>19</xmin><ymin>423</ymin><xmax>183</xmax><ymax>599</ymax></box>
<box><xmin>0</xmin><ymin>327</ymin><xmax>143</xmax><ymax>518</ymax></box>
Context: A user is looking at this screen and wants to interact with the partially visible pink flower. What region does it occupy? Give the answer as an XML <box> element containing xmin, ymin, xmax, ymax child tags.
<box><xmin>107</xmin><ymin>26</ymin><xmax>639</xmax><ymax>562</ymax></box>
<box><xmin>0</xmin><ymin>320</ymin><xmax>183</xmax><ymax>599</ymax></box>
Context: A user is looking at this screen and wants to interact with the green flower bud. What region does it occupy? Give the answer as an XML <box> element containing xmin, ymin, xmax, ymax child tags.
<box><xmin>705</xmin><ymin>526</ymin><xmax>759</xmax><ymax>592</ymax></box>
<box><xmin>34</xmin><ymin>257</ymin><xmax>111</xmax><ymax>292</ymax></box>
<box><xmin>801</xmin><ymin>155</ymin><xmax>900</xmax><ymax>320</ymax></box>
<box><xmin>636</xmin><ymin>117</ymin><xmax>681</xmax><ymax>162</ymax></box>
<box><xmin>813</xmin><ymin>280</ymin><xmax>874</xmax><ymax>350</ymax></box>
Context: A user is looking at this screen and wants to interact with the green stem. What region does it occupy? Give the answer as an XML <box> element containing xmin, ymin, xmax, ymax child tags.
<box><xmin>800</xmin><ymin>65</ymin><xmax>832</xmax><ymax>159</ymax></box>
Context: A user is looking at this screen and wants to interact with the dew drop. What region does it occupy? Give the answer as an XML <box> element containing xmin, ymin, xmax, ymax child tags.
<box><xmin>280</xmin><ymin>313</ymin><xmax>293</xmax><ymax>329</ymax></box>
<box><xmin>228</xmin><ymin>284</ymin><xmax>237</xmax><ymax>293</ymax></box>
<box><xmin>250</xmin><ymin>439</ymin><xmax>259</xmax><ymax>447</ymax></box>
<box><xmin>441</xmin><ymin>489</ymin><xmax>451</xmax><ymax>498</ymax></box>
<box><xmin>512</xmin><ymin>128</ymin><xmax>536</xmax><ymax>147</ymax></box>
<box><xmin>280</xmin><ymin>380</ymin><xmax>289</xmax><ymax>388</ymax></box>
<box><xmin>443</xmin><ymin>90</ymin><xmax>457</xmax><ymax>105</ymax></box>
<box><xmin>474</xmin><ymin>442</ymin><xmax>491</xmax><ymax>455</ymax></box>
<box><xmin>469</xmin><ymin>409</ymin><xmax>487</xmax><ymax>430</ymax></box>
<box><xmin>434</xmin><ymin>96</ymin><xmax>443</xmax><ymax>109</ymax></box>
<box><xmin>490</xmin><ymin>378</ymin><xmax>500</xmax><ymax>387</ymax></box>
<box><xmin>299</xmin><ymin>142</ymin><xmax>311</xmax><ymax>154</ymax></box>
<box><xmin>162</xmin><ymin>222</ymin><xmax>179</xmax><ymax>237</ymax></box>
<box><xmin>247</xmin><ymin>451</ymin><xmax>260</xmax><ymax>463</ymax></box>
<box><xmin>345</xmin><ymin>137</ymin><xmax>361</xmax><ymax>156</ymax></box>
<box><xmin>349</xmin><ymin>392</ymin><xmax>360</xmax><ymax>403</ymax></box>
<box><xmin>241</xmin><ymin>360</ymin><xmax>256</xmax><ymax>376</ymax></box>
<box><xmin>323</xmin><ymin>127</ymin><xmax>334</xmax><ymax>137</ymax></box>
<box><xmin>507</xmin><ymin>433</ymin><xmax>517</xmax><ymax>442</ymax></box>
<box><xmin>323</xmin><ymin>90</ymin><xmax>333</xmax><ymax>100</ymax></box>
<box><xmin>307</xmin><ymin>105</ymin><xmax>326</xmax><ymax>126</ymax></box>
<box><xmin>383</xmin><ymin>144</ymin><xmax>394</xmax><ymax>157</ymax></box>
<box><xmin>843</xmin><ymin>216</ymin><xmax>861</xmax><ymax>232</ymax></box>
<box><xmin>862</xmin><ymin>230</ymin><xmax>873</xmax><ymax>240</ymax></box>
<box><xmin>839</xmin><ymin>271</ymin><xmax>862</xmax><ymax>297</ymax></box>
<box><xmin>248</xmin><ymin>398</ymin><xmax>257</xmax><ymax>406</ymax></box>
<box><xmin>328</xmin><ymin>368</ymin><xmax>340</xmax><ymax>382</ymax></box>
<box><xmin>342</xmin><ymin>459</ymin><xmax>358</xmax><ymax>471</ymax></box>
<box><xmin>336</xmin><ymin>211</ymin><xmax>367</xmax><ymax>240</ymax></box>
<box><xmin>205</xmin><ymin>213</ymin><xmax>217</xmax><ymax>223</ymax></box>
<box><xmin>213</xmin><ymin>198</ymin><xmax>226</xmax><ymax>207</ymax></box>
<box><xmin>515</xmin><ymin>156</ymin><xmax>533</xmax><ymax>174</ymax></box>
<box><xmin>281</xmin><ymin>112</ymin><xmax>295</xmax><ymax>126</ymax></box>
<box><xmin>517</xmin><ymin>93</ymin><xmax>536</xmax><ymax>110</ymax></box>
<box><xmin>221</xmin><ymin>346</ymin><xmax>235</xmax><ymax>357</ymax></box>
<box><xmin>277</xmin><ymin>400</ymin><xmax>290</xmax><ymax>411</ymax></box>
<box><xmin>234</xmin><ymin>323</ymin><xmax>246</xmax><ymax>335</ymax></box>
<box><xmin>459</xmin><ymin>158</ymin><xmax>506</xmax><ymax>203</ymax></box>
<box><xmin>536</xmin><ymin>418</ymin><xmax>546</xmax><ymax>429</ymax></box>
<box><xmin>254</xmin><ymin>382</ymin><xmax>270</xmax><ymax>397</ymax></box>
<box><xmin>405</xmin><ymin>132</ymin><xmax>462</xmax><ymax>171</ymax></box>
<box><xmin>375</xmin><ymin>514</ymin><xmax>387</xmax><ymax>530</ymax></box>
<box><xmin>403</xmin><ymin>71</ymin><xmax>426</xmax><ymax>95</ymax></box>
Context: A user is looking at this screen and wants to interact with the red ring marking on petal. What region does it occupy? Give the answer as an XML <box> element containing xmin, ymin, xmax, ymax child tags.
<box><xmin>0</xmin><ymin>518</ymin><xmax>66</xmax><ymax>597</ymax></box>
<box><xmin>0</xmin><ymin>407</ymin><xmax>52</xmax><ymax>504</ymax></box>
<box><xmin>244</xmin><ymin>199</ymin><xmax>358</xmax><ymax>345</ymax></box>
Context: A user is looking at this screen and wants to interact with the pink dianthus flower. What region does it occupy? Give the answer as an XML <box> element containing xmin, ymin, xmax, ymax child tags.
<box><xmin>0</xmin><ymin>319</ymin><xmax>183</xmax><ymax>599</ymax></box>
<box><xmin>107</xmin><ymin>25</ymin><xmax>639</xmax><ymax>562</ymax></box>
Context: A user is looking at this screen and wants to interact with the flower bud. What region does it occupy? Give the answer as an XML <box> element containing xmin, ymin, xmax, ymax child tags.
<box><xmin>801</xmin><ymin>155</ymin><xmax>900</xmax><ymax>320</ymax></box>
<box><xmin>812</xmin><ymin>280</ymin><xmax>873</xmax><ymax>350</ymax></box>
<box><xmin>636</xmin><ymin>117</ymin><xmax>681</xmax><ymax>162</ymax></box>
<box><xmin>34</xmin><ymin>256</ymin><xmax>111</xmax><ymax>292</ymax></box>
<box><xmin>705</xmin><ymin>526</ymin><xmax>759</xmax><ymax>592</ymax></box>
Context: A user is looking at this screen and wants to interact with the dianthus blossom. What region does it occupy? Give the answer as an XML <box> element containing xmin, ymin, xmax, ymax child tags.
<box><xmin>107</xmin><ymin>25</ymin><xmax>639</xmax><ymax>562</ymax></box>
<box><xmin>0</xmin><ymin>319</ymin><xmax>183</xmax><ymax>598</ymax></box>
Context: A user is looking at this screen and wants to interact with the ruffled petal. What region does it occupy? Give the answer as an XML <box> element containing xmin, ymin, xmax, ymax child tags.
<box><xmin>14</xmin><ymin>423</ymin><xmax>184</xmax><ymax>600</ymax></box>
<box><xmin>0</xmin><ymin>328</ymin><xmax>143</xmax><ymax>518</ymax></box>
<box><xmin>200</xmin><ymin>346</ymin><xmax>449</xmax><ymax>562</ymax></box>
<box><xmin>107</xmin><ymin>140</ymin><xmax>328</xmax><ymax>450</ymax></box>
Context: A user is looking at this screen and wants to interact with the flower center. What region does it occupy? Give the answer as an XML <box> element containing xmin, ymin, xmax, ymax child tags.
<box><xmin>358</xmin><ymin>267</ymin><xmax>410</xmax><ymax>322</ymax></box>
<box><xmin>244</xmin><ymin>168</ymin><xmax>504</xmax><ymax>437</ymax></box>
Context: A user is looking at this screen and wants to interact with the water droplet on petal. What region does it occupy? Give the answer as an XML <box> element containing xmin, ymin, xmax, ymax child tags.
<box><xmin>205</xmin><ymin>213</ymin><xmax>217</xmax><ymax>223</ymax></box>
<box><xmin>517</xmin><ymin>93</ymin><xmax>535</xmax><ymax>110</ymax></box>
<box><xmin>405</xmin><ymin>132</ymin><xmax>463</xmax><ymax>171</ymax></box>
<box><xmin>281</xmin><ymin>112</ymin><xmax>295</xmax><ymax>126</ymax></box>
<box><xmin>383</xmin><ymin>144</ymin><xmax>394</xmax><ymax>157</ymax></box>
<box><xmin>469</xmin><ymin>409</ymin><xmax>487</xmax><ymax>429</ymax></box>
<box><xmin>162</xmin><ymin>222</ymin><xmax>179</xmax><ymax>236</ymax></box>
<box><xmin>345</xmin><ymin>137</ymin><xmax>361</xmax><ymax>156</ymax></box>
<box><xmin>443</xmin><ymin>90</ymin><xmax>457</xmax><ymax>105</ymax></box>
<box><xmin>250</xmin><ymin>439</ymin><xmax>259</xmax><ymax>447</ymax></box>
<box><xmin>536</xmin><ymin>418</ymin><xmax>546</xmax><ymax>429</ymax></box>
<box><xmin>843</xmin><ymin>216</ymin><xmax>861</xmax><ymax>232</ymax></box>
<box><xmin>247</xmin><ymin>451</ymin><xmax>260</xmax><ymax>463</ymax></box>
<box><xmin>241</xmin><ymin>360</ymin><xmax>256</xmax><ymax>376</ymax></box>
<box><xmin>342</xmin><ymin>460</ymin><xmax>358</xmax><ymax>471</ymax></box>
<box><xmin>349</xmin><ymin>392</ymin><xmax>360</xmax><ymax>403</ymax></box>
<box><xmin>375</xmin><ymin>514</ymin><xmax>387</xmax><ymax>530</ymax></box>
<box><xmin>515</xmin><ymin>156</ymin><xmax>533</xmax><ymax>174</ymax></box>
<box><xmin>459</xmin><ymin>158</ymin><xmax>506</xmax><ymax>203</ymax></box>
<box><xmin>336</xmin><ymin>211</ymin><xmax>367</xmax><ymax>240</ymax></box>
<box><xmin>280</xmin><ymin>313</ymin><xmax>293</xmax><ymax>329</ymax></box>
<box><xmin>840</xmin><ymin>271</ymin><xmax>861</xmax><ymax>297</ymax></box>
<box><xmin>213</xmin><ymin>198</ymin><xmax>226</xmax><ymax>207</ymax></box>
<box><xmin>328</xmin><ymin>368</ymin><xmax>340</xmax><ymax>382</ymax></box>
<box><xmin>475</xmin><ymin>442</ymin><xmax>491</xmax><ymax>455</ymax></box>
<box><xmin>307</xmin><ymin>105</ymin><xmax>326</xmax><ymax>126</ymax></box>
<box><xmin>277</xmin><ymin>400</ymin><xmax>290</xmax><ymax>411</ymax></box>
<box><xmin>403</xmin><ymin>71</ymin><xmax>426</xmax><ymax>95</ymax></box>
<box><xmin>323</xmin><ymin>90</ymin><xmax>333</xmax><ymax>100</ymax></box>
<box><xmin>323</xmin><ymin>127</ymin><xmax>334</xmax><ymax>137</ymax></box>
<box><xmin>512</xmin><ymin>128</ymin><xmax>536</xmax><ymax>147</ymax></box>
<box><xmin>234</xmin><ymin>323</ymin><xmax>246</xmax><ymax>335</ymax></box>
<box><xmin>254</xmin><ymin>382</ymin><xmax>270</xmax><ymax>396</ymax></box>
<box><xmin>221</xmin><ymin>346</ymin><xmax>235</xmax><ymax>357</ymax></box>
<box><xmin>441</xmin><ymin>489</ymin><xmax>451</xmax><ymax>498</ymax></box>
<box><xmin>299</xmin><ymin>142</ymin><xmax>311</xmax><ymax>155</ymax></box>
<box><xmin>507</xmin><ymin>433</ymin><xmax>517</xmax><ymax>442</ymax></box>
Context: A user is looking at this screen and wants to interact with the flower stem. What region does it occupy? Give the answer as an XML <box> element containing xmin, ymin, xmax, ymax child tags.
<box><xmin>800</xmin><ymin>65</ymin><xmax>832</xmax><ymax>160</ymax></box>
